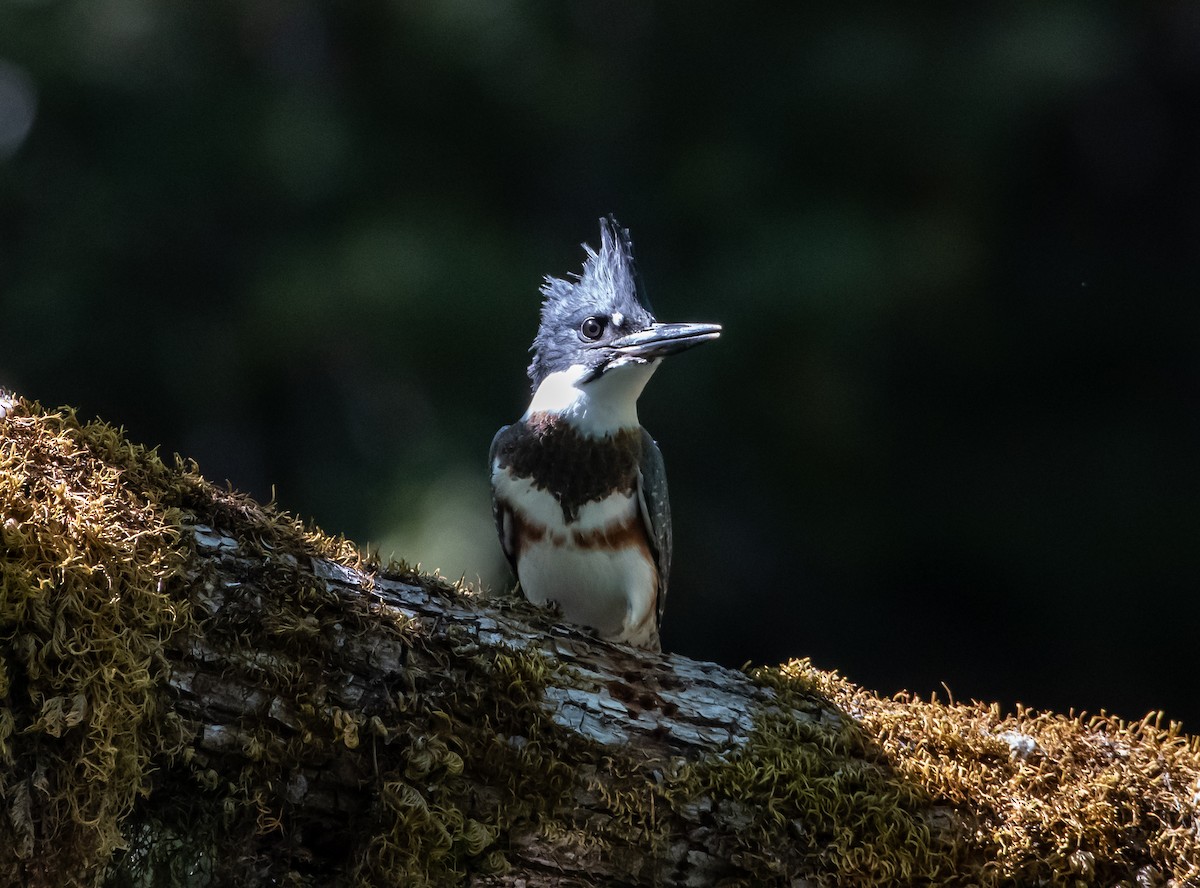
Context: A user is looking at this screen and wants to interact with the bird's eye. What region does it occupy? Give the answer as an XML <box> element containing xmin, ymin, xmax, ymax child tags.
<box><xmin>579</xmin><ymin>316</ymin><xmax>606</xmax><ymax>341</ymax></box>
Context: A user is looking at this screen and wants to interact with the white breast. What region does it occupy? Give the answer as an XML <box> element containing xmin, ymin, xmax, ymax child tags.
<box><xmin>518</xmin><ymin>538</ymin><xmax>657</xmax><ymax>646</ymax></box>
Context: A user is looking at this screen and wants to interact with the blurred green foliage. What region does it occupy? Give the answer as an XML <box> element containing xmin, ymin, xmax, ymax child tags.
<box><xmin>1</xmin><ymin>1</ymin><xmax>1197</xmax><ymax>726</ymax></box>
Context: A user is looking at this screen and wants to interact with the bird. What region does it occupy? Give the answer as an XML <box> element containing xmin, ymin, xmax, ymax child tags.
<box><xmin>489</xmin><ymin>216</ymin><xmax>721</xmax><ymax>651</ymax></box>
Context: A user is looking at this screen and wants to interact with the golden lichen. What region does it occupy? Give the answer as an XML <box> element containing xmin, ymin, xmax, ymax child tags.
<box><xmin>766</xmin><ymin>658</ymin><xmax>1200</xmax><ymax>886</ymax></box>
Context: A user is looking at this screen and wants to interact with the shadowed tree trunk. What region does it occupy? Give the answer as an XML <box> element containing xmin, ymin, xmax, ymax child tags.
<box><xmin>0</xmin><ymin>393</ymin><xmax>1197</xmax><ymax>887</ymax></box>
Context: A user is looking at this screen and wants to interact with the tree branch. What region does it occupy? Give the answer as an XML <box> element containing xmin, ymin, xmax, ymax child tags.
<box><xmin>0</xmin><ymin>393</ymin><xmax>1196</xmax><ymax>887</ymax></box>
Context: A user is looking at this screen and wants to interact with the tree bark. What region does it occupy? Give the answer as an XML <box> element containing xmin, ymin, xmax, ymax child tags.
<box><xmin>171</xmin><ymin>523</ymin><xmax>851</xmax><ymax>886</ymax></box>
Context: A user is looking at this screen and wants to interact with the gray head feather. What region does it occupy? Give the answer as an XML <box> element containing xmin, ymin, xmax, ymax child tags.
<box><xmin>527</xmin><ymin>216</ymin><xmax>656</xmax><ymax>388</ymax></box>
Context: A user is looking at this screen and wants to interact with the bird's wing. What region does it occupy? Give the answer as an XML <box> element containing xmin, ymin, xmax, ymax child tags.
<box><xmin>637</xmin><ymin>428</ymin><xmax>672</xmax><ymax>630</ymax></box>
<box><xmin>489</xmin><ymin>425</ymin><xmax>518</xmax><ymax>571</ymax></box>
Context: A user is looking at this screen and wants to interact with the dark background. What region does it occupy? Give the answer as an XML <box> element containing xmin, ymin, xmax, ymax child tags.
<box><xmin>2</xmin><ymin>4</ymin><xmax>1197</xmax><ymax>728</ymax></box>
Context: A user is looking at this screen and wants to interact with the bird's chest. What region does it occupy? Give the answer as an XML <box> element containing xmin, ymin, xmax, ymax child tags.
<box><xmin>491</xmin><ymin>417</ymin><xmax>657</xmax><ymax>643</ymax></box>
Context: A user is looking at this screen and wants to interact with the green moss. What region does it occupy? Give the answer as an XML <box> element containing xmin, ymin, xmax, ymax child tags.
<box><xmin>0</xmin><ymin>399</ymin><xmax>196</xmax><ymax>886</ymax></box>
<box><xmin>762</xmin><ymin>658</ymin><xmax>1200</xmax><ymax>886</ymax></box>
<box><xmin>666</xmin><ymin>670</ymin><xmax>951</xmax><ymax>887</ymax></box>
<box><xmin>346</xmin><ymin>646</ymin><xmax>579</xmax><ymax>886</ymax></box>
<box><xmin>0</xmin><ymin>395</ymin><xmax>510</xmax><ymax>887</ymax></box>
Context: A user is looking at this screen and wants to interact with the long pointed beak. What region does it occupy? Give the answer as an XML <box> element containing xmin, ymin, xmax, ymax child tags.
<box><xmin>608</xmin><ymin>322</ymin><xmax>722</xmax><ymax>359</ymax></box>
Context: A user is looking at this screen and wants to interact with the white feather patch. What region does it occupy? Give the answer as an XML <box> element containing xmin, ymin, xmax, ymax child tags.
<box><xmin>518</xmin><ymin>539</ymin><xmax>657</xmax><ymax>645</ymax></box>
<box><xmin>524</xmin><ymin>360</ymin><xmax>660</xmax><ymax>437</ymax></box>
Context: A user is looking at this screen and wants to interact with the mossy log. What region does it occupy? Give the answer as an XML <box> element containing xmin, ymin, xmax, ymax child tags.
<box><xmin>1</xmin><ymin>392</ymin><xmax>1198</xmax><ymax>888</ymax></box>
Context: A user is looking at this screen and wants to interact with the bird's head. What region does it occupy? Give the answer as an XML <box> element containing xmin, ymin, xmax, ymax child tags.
<box><xmin>523</xmin><ymin>216</ymin><xmax>721</xmax><ymax>434</ymax></box>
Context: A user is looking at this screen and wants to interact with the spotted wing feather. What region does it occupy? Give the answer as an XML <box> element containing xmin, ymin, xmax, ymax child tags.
<box><xmin>489</xmin><ymin>425</ymin><xmax>518</xmax><ymax>571</ymax></box>
<box><xmin>636</xmin><ymin>429</ymin><xmax>672</xmax><ymax>630</ymax></box>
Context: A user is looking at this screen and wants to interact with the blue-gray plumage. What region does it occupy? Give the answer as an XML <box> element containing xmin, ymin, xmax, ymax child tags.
<box><xmin>635</xmin><ymin>427</ymin><xmax>672</xmax><ymax>631</ymax></box>
<box><xmin>489</xmin><ymin>217</ymin><xmax>719</xmax><ymax>650</ymax></box>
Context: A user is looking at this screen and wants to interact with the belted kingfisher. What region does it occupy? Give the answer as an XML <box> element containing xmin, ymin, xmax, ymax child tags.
<box><xmin>489</xmin><ymin>216</ymin><xmax>721</xmax><ymax>651</ymax></box>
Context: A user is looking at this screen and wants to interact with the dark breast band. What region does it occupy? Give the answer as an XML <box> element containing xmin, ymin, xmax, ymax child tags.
<box><xmin>493</xmin><ymin>413</ymin><xmax>642</xmax><ymax>522</ymax></box>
